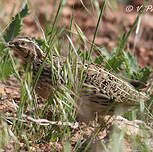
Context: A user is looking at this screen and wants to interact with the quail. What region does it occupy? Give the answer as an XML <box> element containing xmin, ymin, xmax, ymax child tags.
<box><xmin>7</xmin><ymin>36</ymin><xmax>149</xmax><ymax>121</ymax></box>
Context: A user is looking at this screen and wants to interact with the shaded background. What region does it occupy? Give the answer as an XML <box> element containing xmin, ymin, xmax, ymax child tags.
<box><xmin>1</xmin><ymin>0</ymin><xmax>153</xmax><ymax>67</ymax></box>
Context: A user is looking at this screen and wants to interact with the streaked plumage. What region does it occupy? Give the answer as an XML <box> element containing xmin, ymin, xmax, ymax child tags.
<box><xmin>7</xmin><ymin>36</ymin><xmax>149</xmax><ymax>121</ymax></box>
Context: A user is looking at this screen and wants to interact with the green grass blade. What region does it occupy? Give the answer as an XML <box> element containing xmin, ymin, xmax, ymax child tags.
<box><xmin>87</xmin><ymin>0</ymin><xmax>106</xmax><ymax>61</ymax></box>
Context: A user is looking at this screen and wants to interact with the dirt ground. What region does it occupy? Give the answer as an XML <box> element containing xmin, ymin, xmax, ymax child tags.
<box><xmin>0</xmin><ymin>0</ymin><xmax>153</xmax><ymax>151</ymax></box>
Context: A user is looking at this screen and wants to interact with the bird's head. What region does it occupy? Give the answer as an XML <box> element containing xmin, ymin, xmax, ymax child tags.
<box><xmin>8</xmin><ymin>36</ymin><xmax>44</xmax><ymax>62</ymax></box>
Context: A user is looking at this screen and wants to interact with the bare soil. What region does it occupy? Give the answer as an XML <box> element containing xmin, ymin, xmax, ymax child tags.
<box><xmin>0</xmin><ymin>0</ymin><xmax>153</xmax><ymax>151</ymax></box>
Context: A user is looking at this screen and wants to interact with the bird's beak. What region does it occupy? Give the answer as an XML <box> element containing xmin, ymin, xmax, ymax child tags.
<box><xmin>6</xmin><ymin>42</ymin><xmax>15</xmax><ymax>48</ymax></box>
<box><xmin>7</xmin><ymin>42</ymin><xmax>15</xmax><ymax>48</ymax></box>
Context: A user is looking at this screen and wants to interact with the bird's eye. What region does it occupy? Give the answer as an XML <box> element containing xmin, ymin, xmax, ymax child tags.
<box><xmin>21</xmin><ymin>42</ymin><xmax>25</xmax><ymax>46</ymax></box>
<box><xmin>14</xmin><ymin>42</ymin><xmax>19</xmax><ymax>46</ymax></box>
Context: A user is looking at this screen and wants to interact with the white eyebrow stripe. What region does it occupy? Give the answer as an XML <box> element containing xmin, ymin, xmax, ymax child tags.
<box><xmin>17</xmin><ymin>38</ymin><xmax>43</xmax><ymax>53</ymax></box>
<box><xmin>30</xmin><ymin>41</ymin><xmax>44</xmax><ymax>54</ymax></box>
<box><xmin>17</xmin><ymin>38</ymin><xmax>32</xmax><ymax>42</ymax></box>
<box><xmin>35</xmin><ymin>44</ymin><xmax>44</xmax><ymax>54</ymax></box>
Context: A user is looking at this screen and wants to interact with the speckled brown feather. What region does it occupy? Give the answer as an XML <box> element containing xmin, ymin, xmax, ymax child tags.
<box><xmin>8</xmin><ymin>37</ymin><xmax>149</xmax><ymax>121</ymax></box>
<box><xmin>84</xmin><ymin>64</ymin><xmax>148</xmax><ymax>104</ymax></box>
